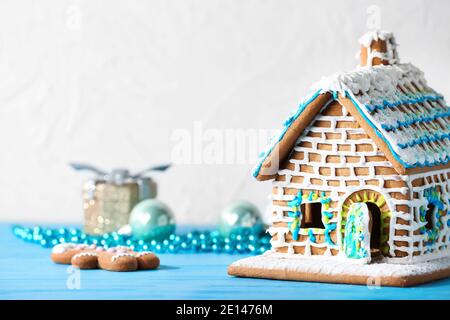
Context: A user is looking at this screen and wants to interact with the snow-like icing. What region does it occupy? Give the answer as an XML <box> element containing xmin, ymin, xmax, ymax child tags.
<box><xmin>359</xmin><ymin>30</ymin><xmax>395</xmax><ymax>47</ymax></box>
<box><xmin>253</xmin><ymin>31</ymin><xmax>448</xmax><ymax>177</ymax></box>
<box><xmin>311</xmin><ymin>63</ymin><xmax>425</xmax><ymax>103</ymax></box>
<box><xmin>358</xmin><ymin>30</ymin><xmax>399</xmax><ymax>66</ymax></box>
<box><xmin>253</xmin><ymin>62</ymin><xmax>448</xmax><ymax>175</ymax></box>
<box><xmin>230</xmin><ymin>252</ymin><xmax>450</xmax><ymax>277</ymax></box>
<box><xmin>310</xmin><ymin>63</ymin><xmax>449</xmax><ymax>168</ymax></box>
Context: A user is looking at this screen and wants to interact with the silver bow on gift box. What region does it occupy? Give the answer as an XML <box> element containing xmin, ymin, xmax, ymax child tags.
<box><xmin>70</xmin><ymin>162</ymin><xmax>171</xmax><ymax>235</ymax></box>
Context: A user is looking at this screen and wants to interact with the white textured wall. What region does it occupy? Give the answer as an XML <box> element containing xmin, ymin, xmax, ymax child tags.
<box><xmin>1</xmin><ymin>0</ymin><xmax>449</xmax><ymax>225</ymax></box>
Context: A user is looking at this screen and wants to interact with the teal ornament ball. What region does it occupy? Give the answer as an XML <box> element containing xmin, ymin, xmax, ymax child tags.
<box><xmin>129</xmin><ymin>199</ymin><xmax>176</xmax><ymax>241</ymax></box>
<box><xmin>218</xmin><ymin>201</ymin><xmax>264</xmax><ymax>237</ymax></box>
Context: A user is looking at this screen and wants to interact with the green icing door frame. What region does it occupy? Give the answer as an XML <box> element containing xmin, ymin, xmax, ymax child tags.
<box><xmin>341</xmin><ymin>190</ymin><xmax>392</xmax><ymax>257</ymax></box>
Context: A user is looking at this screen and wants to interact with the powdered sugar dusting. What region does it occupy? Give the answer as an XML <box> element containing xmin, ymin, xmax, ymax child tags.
<box><xmin>231</xmin><ymin>252</ymin><xmax>450</xmax><ymax>277</ymax></box>
<box><xmin>359</xmin><ymin>30</ymin><xmax>395</xmax><ymax>47</ymax></box>
<box><xmin>311</xmin><ymin>63</ymin><xmax>425</xmax><ymax>100</ymax></box>
<box><xmin>358</xmin><ymin>30</ymin><xmax>399</xmax><ymax>66</ymax></box>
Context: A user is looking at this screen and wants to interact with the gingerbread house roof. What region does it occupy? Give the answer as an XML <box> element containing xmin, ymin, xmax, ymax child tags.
<box><xmin>254</xmin><ymin>32</ymin><xmax>449</xmax><ymax>180</ymax></box>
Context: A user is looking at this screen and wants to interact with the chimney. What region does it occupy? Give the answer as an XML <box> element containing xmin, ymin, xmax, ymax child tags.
<box><xmin>358</xmin><ymin>30</ymin><xmax>399</xmax><ymax>67</ymax></box>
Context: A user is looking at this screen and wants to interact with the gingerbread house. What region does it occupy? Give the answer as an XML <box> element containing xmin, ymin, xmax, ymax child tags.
<box><xmin>228</xmin><ymin>30</ymin><xmax>450</xmax><ymax>286</ymax></box>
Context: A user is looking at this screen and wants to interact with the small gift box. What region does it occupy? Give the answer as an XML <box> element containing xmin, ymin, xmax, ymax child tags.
<box><xmin>71</xmin><ymin>163</ymin><xmax>170</xmax><ymax>235</ymax></box>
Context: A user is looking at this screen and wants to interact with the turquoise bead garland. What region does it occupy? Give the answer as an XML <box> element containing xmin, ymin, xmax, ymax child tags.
<box><xmin>11</xmin><ymin>225</ymin><xmax>271</xmax><ymax>255</ymax></box>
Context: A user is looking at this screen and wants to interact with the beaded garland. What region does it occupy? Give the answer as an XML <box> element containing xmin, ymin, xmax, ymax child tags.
<box><xmin>11</xmin><ymin>225</ymin><xmax>271</xmax><ymax>255</ymax></box>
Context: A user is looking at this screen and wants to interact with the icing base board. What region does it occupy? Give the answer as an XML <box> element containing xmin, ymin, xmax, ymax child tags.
<box><xmin>227</xmin><ymin>253</ymin><xmax>450</xmax><ymax>287</ymax></box>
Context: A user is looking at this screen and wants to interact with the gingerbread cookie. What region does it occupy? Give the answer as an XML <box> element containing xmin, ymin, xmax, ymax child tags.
<box><xmin>51</xmin><ymin>243</ymin><xmax>97</xmax><ymax>264</ymax></box>
<box><xmin>51</xmin><ymin>243</ymin><xmax>160</xmax><ymax>272</ymax></box>
<box><xmin>98</xmin><ymin>247</ymin><xmax>138</xmax><ymax>272</ymax></box>
<box><xmin>135</xmin><ymin>252</ymin><xmax>160</xmax><ymax>270</ymax></box>
<box><xmin>71</xmin><ymin>252</ymin><xmax>100</xmax><ymax>269</ymax></box>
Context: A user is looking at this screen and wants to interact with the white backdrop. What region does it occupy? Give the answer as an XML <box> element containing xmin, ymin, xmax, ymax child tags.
<box><xmin>1</xmin><ymin>0</ymin><xmax>449</xmax><ymax>225</ymax></box>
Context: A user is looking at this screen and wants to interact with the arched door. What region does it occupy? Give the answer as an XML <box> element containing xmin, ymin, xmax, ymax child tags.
<box><xmin>341</xmin><ymin>190</ymin><xmax>391</xmax><ymax>259</ymax></box>
<box><xmin>344</xmin><ymin>202</ymin><xmax>371</xmax><ymax>262</ymax></box>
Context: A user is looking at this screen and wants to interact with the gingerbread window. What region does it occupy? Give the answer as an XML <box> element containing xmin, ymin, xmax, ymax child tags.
<box><xmin>300</xmin><ymin>203</ymin><xmax>324</xmax><ymax>229</ymax></box>
<box><xmin>424</xmin><ymin>204</ymin><xmax>436</xmax><ymax>231</ymax></box>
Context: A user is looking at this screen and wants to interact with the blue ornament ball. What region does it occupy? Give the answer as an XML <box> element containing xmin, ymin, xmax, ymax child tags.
<box><xmin>218</xmin><ymin>200</ymin><xmax>264</xmax><ymax>237</ymax></box>
<box><xmin>129</xmin><ymin>199</ymin><xmax>176</xmax><ymax>241</ymax></box>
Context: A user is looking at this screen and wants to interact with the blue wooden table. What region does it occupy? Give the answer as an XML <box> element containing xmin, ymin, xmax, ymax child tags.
<box><xmin>1</xmin><ymin>224</ymin><xmax>449</xmax><ymax>299</ymax></box>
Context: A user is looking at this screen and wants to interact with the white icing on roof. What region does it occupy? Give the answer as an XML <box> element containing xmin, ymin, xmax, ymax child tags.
<box><xmin>253</xmin><ymin>62</ymin><xmax>449</xmax><ymax>176</ymax></box>
<box><xmin>311</xmin><ymin>63</ymin><xmax>425</xmax><ymax>104</ymax></box>
<box><xmin>311</xmin><ymin>63</ymin><xmax>449</xmax><ymax>168</ymax></box>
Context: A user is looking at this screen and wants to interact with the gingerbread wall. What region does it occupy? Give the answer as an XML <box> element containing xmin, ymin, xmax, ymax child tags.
<box><xmin>269</xmin><ymin>100</ymin><xmax>414</xmax><ymax>260</ymax></box>
<box><xmin>406</xmin><ymin>170</ymin><xmax>450</xmax><ymax>262</ymax></box>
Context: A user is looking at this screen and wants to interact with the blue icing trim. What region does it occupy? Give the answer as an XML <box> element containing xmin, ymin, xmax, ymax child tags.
<box><xmin>320</xmin><ymin>195</ymin><xmax>331</xmax><ymax>206</ymax></box>
<box><xmin>287</xmin><ymin>211</ymin><xmax>301</xmax><ymax>241</ymax></box>
<box><xmin>346</xmin><ymin>92</ymin><xmax>450</xmax><ymax>169</ymax></box>
<box><xmin>419</xmin><ymin>187</ymin><xmax>446</xmax><ymax>247</ymax></box>
<box><xmin>406</xmin><ymin>154</ymin><xmax>450</xmax><ymax>170</ymax></box>
<box><xmin>367</xmin><ymin>94</ymin><xmax>444</xmax><ymax>112</ymax></box>
<box><xmin>397</xmin><ymin>132</ymin><xmax>450</xmax><ymax>149</ymax></box>
<box><xmin>332</xmin><ymin>91</ymin><xmax>339</xmax><ymax>100</ymax></box>
<box><xmin>324</xmin><ymin>223</ymin><xmax>336</xmax><ymax>246</ymax></box>
<box><xmin>345</xmin><ymin>92</ymin><xmax>413</xmax><ymax>169</ymax></box>
<box><xmin>381</xmin><ymin>110</ymin><xmax>450</xmax><ymax>131</ymax></box>
<box><xmin>288</xmin><ymin>191</ymin><xmax>303</xmax><ymax>208</ymax></box>
<box><xmin>308</xmin><ymin>229</ymin><xmax>316</xmax><ymax>243</ymax></box>
<box><xmin>286</xmin><ymin>190</ymin><xmax>337</xmax><ymax>247</ymax></box>
<box><xmin>346</xmin><ymin>92</ymin><xmax>450</xmax><ymax>168</ymax></box>
<box><xmin>287</xmin><ymin>191</ymin><xmax>303</xmax><ymax>241</ymax></box>
<box><xmin>252</xmin><ymin>90</ymin><xmax>323</xmax><ymax>177</ymax></box>
<box><xmin>253</xmin><ymin>87</ymin><xmax>448</xmax><ymax>176</ymax></box>
<box><xmin>322</xmin><ymin>211</ymin><xmax>334</xmax><ymax>219</ymax></box>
